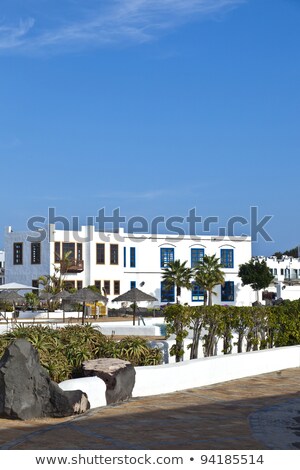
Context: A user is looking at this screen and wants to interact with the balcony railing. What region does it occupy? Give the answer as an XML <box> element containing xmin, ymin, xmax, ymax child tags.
<box><xmin>60</xmin><ymin>259</ymin><xmax>84</xmax><ymax>274</ymax></box>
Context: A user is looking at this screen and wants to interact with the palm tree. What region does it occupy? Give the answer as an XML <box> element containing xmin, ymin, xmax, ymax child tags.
<box><xmin>162</xmin><ymin>259</ymin><xmax>193</xmax><ymax>303</ymax></box>
<box><xmin>194</xmin><ymin>254</ymin><xmax>225</xmax><ymax>306</ymax></box>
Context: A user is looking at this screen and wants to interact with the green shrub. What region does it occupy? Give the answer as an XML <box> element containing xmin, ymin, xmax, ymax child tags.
<box><xmin>0</xmin><ymin>325</ymin><xmax>162</xmax><ymax>382</ymax></box>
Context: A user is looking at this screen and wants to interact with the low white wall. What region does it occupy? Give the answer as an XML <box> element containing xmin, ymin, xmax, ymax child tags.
<box><xmin>133</xmin><ymin>346</ymin><xmax>300</xmax><ymax>397</ymax></box>
<box><xmin>57</xmin><ymin>346</ymin><xmax>300</xmax><ymax>409</ymax></box>
<box><xmin>94</xmin><ymin>324</ymin><xmax>161</xmax><ymax>337</ymax></box>
<box><xmin>59</xmin><ymin>376</ymin><xmax>107</xmax><ymax>409</ymax></box>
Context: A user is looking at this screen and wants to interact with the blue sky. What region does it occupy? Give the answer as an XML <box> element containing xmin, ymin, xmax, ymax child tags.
<box><xmin>0</xmin><ymin>0</ymin><xmax>299</xmax><ymax>256</ymax></box>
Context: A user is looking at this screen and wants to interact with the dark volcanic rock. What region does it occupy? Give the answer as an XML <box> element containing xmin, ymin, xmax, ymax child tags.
<box><xmin>0</xmin><ymin>339</ymin><xmax>89</xmax><ymax>420</ymax></box>
<box><xmin>83</xmin><ymin>358</ymin><xmax>135</xmax><ymax>405</ymax></box>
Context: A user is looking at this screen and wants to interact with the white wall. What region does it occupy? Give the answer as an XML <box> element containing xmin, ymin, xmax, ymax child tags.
<box><xmin>57</xmin><ymin>346</ymin><xmax>300</xmax><ymax>409</ymax></box>
<box><xmin>133</xmin><ymin>346</ymin><xmax>300</xmax><ymax>397</ymax></box>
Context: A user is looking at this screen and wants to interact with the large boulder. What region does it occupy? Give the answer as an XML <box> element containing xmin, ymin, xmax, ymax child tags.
<box><xmin>0</xmin><ymin>339</ymin><xmax>90</xmax><ymax>420</ymax></box>
<box><xmin>83</xmin><ymin>358</ymin><xmax>135</xmax><ymax>405</ymax></box>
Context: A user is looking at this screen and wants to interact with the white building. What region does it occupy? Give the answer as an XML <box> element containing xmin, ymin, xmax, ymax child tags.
<box><xmin>0</xmin><ymin>250</ymin><xmax>5</xmax><ymax>285</ymax></box>
<box><xmin>261</xmin><ymin>255</ymin><xmax>300</xmax><ymax>302</ymax></box>
<box><xmin>4</xmin><ymin>224</ymin><xmax>254</xmax><ymax>307</ymax></box>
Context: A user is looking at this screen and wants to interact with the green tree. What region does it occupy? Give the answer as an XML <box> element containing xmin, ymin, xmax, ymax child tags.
<box><xmin>194</xmin><ymin>254</ymin><xmax>225</xmax><ymax>306</ymax></box>
<box><xmin>238</xmin><ymin>259</ymin><xmax>274</xmax><ymax>302</ymax></box>
<box><xmin>164</xmin><ymin>304</ymin><xmax>190</xmax><ymax>362</ymax></box>
<box><xmin>162</xmin><ymin>259</ymin><xmax>193</xmax><ymax>303</ymax></box>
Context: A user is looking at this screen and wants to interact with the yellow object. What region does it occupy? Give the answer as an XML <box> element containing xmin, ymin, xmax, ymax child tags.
<box><xmin>86</xmin><ymin>302</ymin><xmax>107</xmax><ymax>317</ymax></box>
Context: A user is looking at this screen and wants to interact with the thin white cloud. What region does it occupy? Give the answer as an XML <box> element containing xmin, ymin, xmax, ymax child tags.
<box><xmin>0</xmin><ymin>0</ymin><xmax>245</xmax><ymax>53</ymax></box>
<box><xmin>93</xmin><ymin>189</ymin><xmax>171</xmax><ymax>201</ymax></box>
<box><xmin>0</xmin><ymin>18</ymin><xmax>35</xmax><ymax>49</ymax></box>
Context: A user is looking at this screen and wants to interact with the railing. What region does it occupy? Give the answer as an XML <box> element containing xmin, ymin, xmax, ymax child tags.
<box><xmin>60</xmin><ymin>259</ymin><xmax>84</xmax><ymax>273</ymax></box>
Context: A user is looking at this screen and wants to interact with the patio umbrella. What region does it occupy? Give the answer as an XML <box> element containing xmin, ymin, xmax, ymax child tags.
<box><xmin>0</xmin><ymin>290</ymin><xmax>25</xmax><ymax>319</ymax></box>
<box><xmin>39</xmin><ymin>291</ymin><xmax>53</xmax><ymax>301</ymax></box>
<box><xmin>112</xmin><ymin>287</ymin><xmax>157</xmax><ymax>325</ymax></box>
<box><xmin>51</xmin><ymin>290</ymin><xmax>73</xmax><ymax>301</ymax></box>
<box><xmin>0</xmin><ymin>282</ymin><xmax>34</xmax><ymax>291</ymax></box>
<box><xmin>69</xmin><ymin>288</ymin><xmax>108</xmax><ymax>325</ymax></box>
<box><xmin>0</xmin><ymin>291</ymin><xmax>24</xmax><ymax>302</ymax></box>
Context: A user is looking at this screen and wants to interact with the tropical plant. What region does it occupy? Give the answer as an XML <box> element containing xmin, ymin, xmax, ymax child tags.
<box><xmin>24</xmin><ymin>292</ymin><xmax>40</xmax><ymax>310</ymax></box>
<box><xmin>164</xmin><ymin>304</ymin><xmax>190</xmax><ymax>362</ymax></box>
<box><xmin>38</xmin><ymin>251</ymin><xmax>73</xmax><ymax>296</ymax></box>
<box><xmin>194</xmin><ymin>254</ymin><xmax>225</xmax><ymax>306</ymax></box>
<box><xmin>187</xmin><ymin>306</ymin><xmax>205</xmax><ymax>360</ymax></box>
<box><xmin>238</xmin><ymin>258</ymin><xmax>274</xmax><ymax>302</ymax></box>
<box><xmin>0</xmin><ymin>324</ymin><xmax>163</xmax><ymax>381</ymax></box>
<box><xmin>161</xmin><ymin>259</ymin><xmax>193</xmax><ymax>303</ymax></box>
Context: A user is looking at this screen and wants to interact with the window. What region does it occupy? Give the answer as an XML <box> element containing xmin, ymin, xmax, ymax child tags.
<box><xmin>191</xmin><ymin>248</ymin><xmax>204</xmax><ymax>268</ymax></box>
<box><xmin>65</xmin><ymin>280</ymin><xmax>75</xmax><ymax>290</ymax></box>
<box><xmin>96</xmin><ymin>244</ymin><xmax>105</xmax><ymax>264</ymax></box>
<box><xmin>54</xmin><ymin>242</ymin><xmax>61</xmax><ymax>262</ymax></box>
<box><xmin>160</xmin><ymin>247</ymin><xmax>174</xmax><ymax>268</ymax></box>
<box><xmin>191</xmin><ymin>283</ymin><xmax>206</xmax><ymax>302</ymax></box>
<box><xmin>13</xmin><ymin>243</ymin><xmax>23</xmax><ymax>265</ymax></box>
<box><xmin>110</xmin><ymin>244</ymin><xmax>119</xmax><ymax>265</ymax></box>
<box><xmin>114</xmin><ymin>280</ymin><xmax>120</xmax><ymax>295</ymax></box>
<box><xmin>130</xmin><ymin>281</ymin><xmax>136</xmax><ymax>289</ymax></box>
<box><xmin>31</xmin><ymin>242</ymin><xmax>41</xmax><ymax>264</ymax></box>
<box><xmin>63</xmin><ymin>243</ymin><xmax>75</xmax><ymax>259</ymax></box>
<box><xmin>161</xmin><ymin>280</ymin><xmax>175</xmax><ymax>303</ymax></box>
<box><xmin>77</xmin><ymin>281</ymin><xmax>82</xmax><ymax>290</ymax></box>
<box><xmin>104</xmin><ymin>280</ymin><xmax>110</xmax><ymax>295</ymax></box>
<box><xmin>220</xmin><ymin>249</ymin><xmax>234</xmax><ymax>268</ymax></box>
<box><xmin>124</xmin><ymin>247</ymin><xmax>126</xmax><ymax>268</ymax></box>
<box><xmin>130</xmin><ymin>247</ymin><xmax>136</xmax><ymax>268</ymax></box>
<box><xmin>221</xmin><ymin>281</ymin><xmax>234</xmax><ymax>302</ymax></box>
<box><xmin>77</xmin><ymin>243</ymin><xmax>82</xmax><ymax>261</ymax></box>
<box><xmin>274</xmin><ymin>268</ymin><xmax>277</xmax><ymax>275</ymax></box>
<box><xmin>32</xmin><ymin>279</ymin><xmax>39</xmax><ymax>296</ymax></box>
<box><xmin>280</xmin><ymin>269</ymin><xmax>284</xmax><ymax>275</ymax></box>
<box><xmin>94</xmin><ymin>280</ymin><xmax>101</xmax><ymax>291</ymax></box>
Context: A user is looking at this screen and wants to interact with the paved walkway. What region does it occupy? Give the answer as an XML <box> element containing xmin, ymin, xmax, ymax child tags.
<box><xmin>0</xmin><ymin>368</ymin><xmax>300</xmax><ymax>450</ymax></box>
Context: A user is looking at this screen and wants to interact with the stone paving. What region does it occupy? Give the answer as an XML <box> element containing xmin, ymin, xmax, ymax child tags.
<box><xmin>0</xmin><ymin>368</ymin><xmax>300</xmax><ymax>450</ymax></box>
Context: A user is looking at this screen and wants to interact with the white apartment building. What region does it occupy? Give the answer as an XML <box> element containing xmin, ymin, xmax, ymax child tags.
<box><xmin>0</xmin><ymin>250</ymin><xmax>5</xmax><ymax>286</ymax></box>
<box><xmin>260</xmin><ymin>255</ymin><xmax>300</xmax><ymax>301</ymax></box>
<box><xmin>4</xmin><ymin>224</ymin><xmax>254</xmax><ymax>307</ymax></box>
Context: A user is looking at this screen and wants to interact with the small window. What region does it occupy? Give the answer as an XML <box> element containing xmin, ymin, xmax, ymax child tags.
<box><xmin>13</xmin><ymin>243</ymin><xmax>23</xmax><ymax>265</ymax></box>
<box><xmin>77</xmin><ymin>281</ymin><xmax>83</xmax><ymax>290</ymax></box>
<box><xmin>96</xmin><ymin>244</ymin><xmax>105</xmax><ymax>264</ymax></box>
<box><xmin>191</xmin><ymin>248</ymin><xmax>204</xmax><ymax>268</ymax></box>
<box><xmin>54</xmin><ymin>242</ymin><xmax>61</xmax><ymax>262</ymax></box>
<box><xmin>114</xmin><ymin>280</ymin><xmax>120</xmax><ymax>295</ymax></box>
<box><xmin>77</xmin><ymin>243</ymin><xmax>82</xmax><ymax>261</ymax></box>
<box><xmin>130</xmin><ymin>281</ymin><xmax>136</xmax><ymax>289</ymax></box>
<box><xmin>110</xmin><ymin>244</ymin><xmax>119</xmax><ymax>265</ymax></box>
<box><xmin>63</xmin><ymin>243</ymin><xmax>75</xmax><ymax>259</ymax></box>
<box><xmin>221</xmin><ymin>281</ymin><xmax>234</xmax><ymax>302</ymax></box>
<box><xmin>65</xmin><ymin>281</ymin><xmax>75</xmax><ymax>291</ymax></box>
<box><xmin>31</xmin><ymin>242</ymin><xmax>41</xmax><ymax>264</ymax></box>
<box><xmin>191</xmin><ymin>283</ymin><xmax>206</xmax><ymax>302</ymax></box>
<box><xmin>104</xmin><ymin>280</ymin><xmax>110</xmax><ymax>295</ymax></box>
<box><xmin>160</xmin><ymin>248</ymin><xmax>174</xmax><ymax>268</ymax></box>
<box><xmin>32</xmin><ymin>279</ymin><xmax>39</xmax><ymax>296</ymax></box>
<box><xmin>130</xmin><ymin>247</ymin><xmax>136</xmax><ymax>268</ymax></box>
<box><xmin>161</xmin><ymin>280</ymin><xmax>175</xmax><ymax>303</ymax></box>
<box><xmin>94</xmin><ymin>280</ymin><xmax>101</xmax><ymax>291</ymax></box>
<box><xmin>220</xmin><ymin>249</ymin><xmax>234</xmax><ymax>268</ymax></box>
